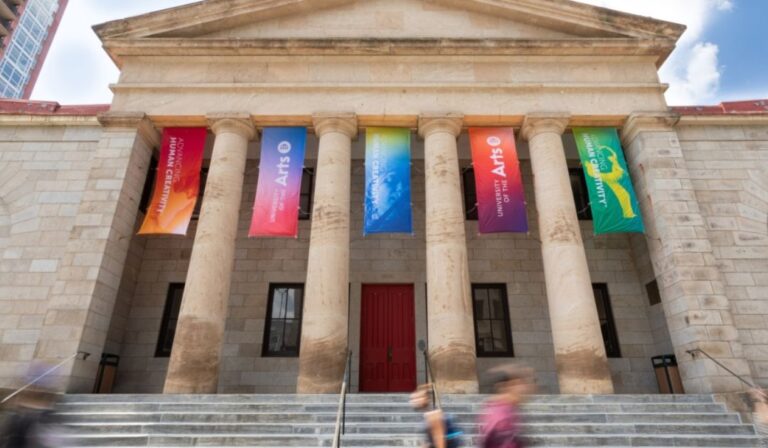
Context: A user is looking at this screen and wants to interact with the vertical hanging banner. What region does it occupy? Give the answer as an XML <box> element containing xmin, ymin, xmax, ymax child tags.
<box><xmin>138</xmin><ymin>127</ymin><xmax>207</xmax><ymax>236</ymax></box>
<box><xmin>249</xmin><ymin>127</ymin><xmax>307</xmax><ymax>238</ymax></box>
<box><xmin>573</xmin><ymin>128</ymin><xmax>645</xmax><ymax>234</ymax></box>
<box><xmin>469</xmin><ymin>128</ymin><xmax>528</xmax><ymax>233</ymax></box>
<box><xmin>364</xmin><ymin>128</ymin><xmax>413</xmax><ymax>234</ymax></box>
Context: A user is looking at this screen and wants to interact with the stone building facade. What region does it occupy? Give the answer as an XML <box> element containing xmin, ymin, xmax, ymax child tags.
<box><xmin>0</xmin><ymin>0</ymin><xmax>766</xmax><ymax>396</ymax></box>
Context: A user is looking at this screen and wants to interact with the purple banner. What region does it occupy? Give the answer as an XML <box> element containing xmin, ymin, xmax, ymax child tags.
<box><xmin>469</xmin><ymin>128</ymin><xmax>528</xmax><ymax>233</ymax></box>
<box><xmin>249</xmin><ymin>127</ymin><xmax>307</xmax><ymax>238</ymax></box>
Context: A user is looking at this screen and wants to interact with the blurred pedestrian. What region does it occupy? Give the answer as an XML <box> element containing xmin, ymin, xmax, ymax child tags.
<box><xmin>410</xmin><ymin>384</ymin><xmax>463</xmax><ymax>448</ymax></box>
<box><xmin>478</xmin><ymin>365</ymin><xmax>535</xmax><ymax>448</ymax></box>
<box><xmin>0</xmin><ymin>389</ymin><xmax>62</xmax><ymax>448</ymax></box>
<box><xmin>749</xmin><ymin>388</ymin><xmax>768</xmax><ymax>445</ymax></box>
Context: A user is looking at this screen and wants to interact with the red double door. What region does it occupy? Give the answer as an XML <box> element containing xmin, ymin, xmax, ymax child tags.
<box><xmin>359</xmin><ymin>284</ymin><xmax>417</xmax><ymax>393</ymax></box>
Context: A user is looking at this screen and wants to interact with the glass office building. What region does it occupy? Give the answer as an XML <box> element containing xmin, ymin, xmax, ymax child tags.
<box><xmin>0</xmin><ymin>0</ymin><xmax>66</xmax><ymax>99</ymax></box>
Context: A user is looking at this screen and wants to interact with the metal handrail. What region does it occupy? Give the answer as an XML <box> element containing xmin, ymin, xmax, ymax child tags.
<box><xmin>687</xmin><ymin>348</ymin><xmax>755</xmax><ymax>389</ymax></box>
<box><xmin>1</xmin><ymin>351</ymin><xmax>90</xmax><ymax>405</ymax></box>
<box><xmin>422</xmin><ymin>350</ymin><xmax>442</xmax><ymax>410</ymax></box>
<box><xmin>332</xmin><ymin>350</ymin><xmax>352</xmax><ymax>448</ymax></box>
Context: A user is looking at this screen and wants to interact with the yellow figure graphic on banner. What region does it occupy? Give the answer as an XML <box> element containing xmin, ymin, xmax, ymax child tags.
<box><xmin>586</xmin><ymin>146</ymin><xmax>637</xmax><ymax>219</ymax></box>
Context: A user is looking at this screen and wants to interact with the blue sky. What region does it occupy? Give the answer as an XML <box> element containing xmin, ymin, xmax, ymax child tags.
<box><xmin>700</xmin><ymin>1</ymin><xmax>767</xmax><ymax>101</ymax></box>
<box><xmin>31</xmin><ymin>0</ymin><xmax>767</xmax><ymax>106</ymax></box>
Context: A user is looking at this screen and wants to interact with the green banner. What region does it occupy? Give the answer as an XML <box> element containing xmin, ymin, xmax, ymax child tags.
<box><xmin>573</xmin><ymin>128</ymin><xmax>644</xmax><ymax>235</ymax></box>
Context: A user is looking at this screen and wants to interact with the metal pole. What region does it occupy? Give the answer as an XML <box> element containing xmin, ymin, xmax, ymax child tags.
<box><xmin>1</xmin><ymin>352</ymin><xmax>90</xmax><ymax>404</ymax></box>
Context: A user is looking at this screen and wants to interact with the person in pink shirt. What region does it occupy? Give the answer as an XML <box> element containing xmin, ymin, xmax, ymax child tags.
<box><xmin>478</xmin><ymin>365</ymin><xmax>536</xmax><ymax>448</ymax></box>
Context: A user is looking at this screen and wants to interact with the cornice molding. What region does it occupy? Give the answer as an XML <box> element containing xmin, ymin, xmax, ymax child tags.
<box><xmin>101</xmin><ymin>38</ymin><xmax>677</xmax><ymax>67</ymax></box>
<box><xmin>0</xmin><ymin>115</ymin><xmax>101</xmax><ymax>127</ymax></box>
<box><xmin>676</xmin><ymin>114</ymin><xmax>768</xmax><ymax>127</ymax></box>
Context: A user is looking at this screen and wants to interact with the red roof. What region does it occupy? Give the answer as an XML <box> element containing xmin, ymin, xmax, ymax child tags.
<box><xmin>0</xmin><ymin>99</ymin><xmax>108</xmax><ymax>116</ymax></box>
<box><xmin>673</xmin><ymin>100</ymin><xmax>768</xmax><ymax>115</ymax></box>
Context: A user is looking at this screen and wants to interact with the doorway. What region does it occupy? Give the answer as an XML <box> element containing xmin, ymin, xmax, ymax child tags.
<box><xmin>359</xmin><ymin>284</ymin><xmax>416</xmax><ymax>392</ymax></box>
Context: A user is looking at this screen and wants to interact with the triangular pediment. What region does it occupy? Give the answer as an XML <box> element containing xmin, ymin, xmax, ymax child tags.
<box><xmin>200</xmin><ymin>0</ymin><xmax>579</xmax><ymax>41</ymax></box>
<box><xmin>95</xmin><ymin>0</ymin><xmax>684</xmax><ymax>42</ymax></box>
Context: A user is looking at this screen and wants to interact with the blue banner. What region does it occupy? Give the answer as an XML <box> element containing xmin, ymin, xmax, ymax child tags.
<box><xmin>364</xmin><ymin>128</ymin><xmax>413</xmax><ymax>235</ymax></box>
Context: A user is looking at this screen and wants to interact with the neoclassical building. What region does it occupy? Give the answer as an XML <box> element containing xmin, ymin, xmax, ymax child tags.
<box><xmin>0</xmin><ymin>0</ymin><xmax>767</xmax><ymax>396</ymax></box>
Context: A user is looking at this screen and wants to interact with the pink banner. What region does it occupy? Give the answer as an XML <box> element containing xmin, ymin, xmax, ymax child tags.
<box><xmin>249</xmin><ymin>127</ymin><xmax>308</xmax><ymax>238</ymax></box>
<box><xmin>469</xmin><ymin>128</ymin><xmax>528</xmax><ymax>233</ymax></box>
<box><xmin>138</xmin><ymin>128</ymin><xmax>207</xmax><ymax>236</ymax></box>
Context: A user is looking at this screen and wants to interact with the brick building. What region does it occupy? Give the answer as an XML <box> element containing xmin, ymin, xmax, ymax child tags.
<box><xmin>0</xmin><ymin>0</ymin><xmax>766</xmax><ymax>397</ymax></box>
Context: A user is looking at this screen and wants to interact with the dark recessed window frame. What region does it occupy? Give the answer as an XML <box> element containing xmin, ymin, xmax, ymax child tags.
<box><xmin>298</xmin><ymin>168</ymin><xmax>315</xmax><ymax>221</ymax></box>
<box><xmin>155</xmin><ymin>283</ymin><xmax>185</xmax><ymax>358</ymax></box>
<box><xmin>462</xmin><ymin>167</ymin><xmax>478</xmax><ymax>221</ymax></box>
<box><xmin>569</xmin><ymin>167</ymin><xmax>593</xmax><ymax>221</ymax></box>
<box><xmin>593</xmin><ymin>283</ymin><xmax>621</xmax><ymax>358</ymax></box>
<box><xmin>191</xmin><ymin>167</ymin><xmax>209</xmax><ymax>220</ymax></box>
<box><xmin>262</xmin><ymin>283</ymin><xmax>305</xmax><ymax>358</ymax></box>
<box><xmin>471</xmin><ymin>284</ymin><xmax>514</xmax><ymax>358</ymax></box>
<box><xmin>646</xmin><ymin>280</ymin><xmax>662</xmax><ymax>306</ymax></box>
<box><xmin>139</xmin><ymin>156</ymin><xmax>158</xmax><ymax>215</ymax></box>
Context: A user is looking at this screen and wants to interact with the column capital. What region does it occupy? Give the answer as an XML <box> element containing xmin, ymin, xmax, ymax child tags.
<box><xmin>312</xmin><ymin>112</ymin><xmax>358</xmax><ymax>138</ymax></box>
<box><xmin>521</xmin><ymin>112</ymin><xmax>570</xmax><ymax>141</ymax></box>
<box><xmin>621</xmin><ymin>111</ymin><xmax>680</xmax><ymax>146</ymax></box>
<box><xmin>418</xmin><ymin>113</ymin><xmax>463</xmax><ymax>138</ymax></box>
<box><xmin>207</xmin><ymin>113</ymin><xmax>257</xmax><ymax>140</ymax></box>
<box><xmin>97</xmin><ymin>111</ymin><xmax>160</xmax><ymax>148</ymax></box>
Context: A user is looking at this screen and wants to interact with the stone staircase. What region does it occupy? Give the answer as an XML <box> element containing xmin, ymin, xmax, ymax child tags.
<box><xmin>51</xmin><ymin>393</ymin><xmax>760</xmax><ymax>447</ymax></box>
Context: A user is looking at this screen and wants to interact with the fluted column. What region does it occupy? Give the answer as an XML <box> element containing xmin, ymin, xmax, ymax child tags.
<box><xmin>522</xmin><ymin>113</ymin><xmax>614</xmax><ymax>394</ymax></box>
<box><xmin>297</xmin><ymin>113</ymin><xmax>357</xmax><ymax>393</ymax></box>
<box><xmin>418</xmin><ymin>113</ymin><xmax>478</xmax><ymax>394</ymax></box>
<box><xmin>164</xmin><ymin>114</ymin><xmax>255</xmax><ymax>394</ymax></box>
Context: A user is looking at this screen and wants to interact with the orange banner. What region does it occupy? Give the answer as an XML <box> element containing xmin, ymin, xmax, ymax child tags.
<box><xmin>138</xmin><ymin>128</ymin><xmax>207</xmax><ymax>235</ymax></box>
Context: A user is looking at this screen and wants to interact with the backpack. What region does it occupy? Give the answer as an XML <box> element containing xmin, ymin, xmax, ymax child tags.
<box><xmin>424</xmin><ymin>413</ymin><xmax>463</xmax><ymax>448</ymax></box>
<box><xmin>443</xmin><ymin>414</ymin><xmax>463</xmax><ymax>448</ymax></box>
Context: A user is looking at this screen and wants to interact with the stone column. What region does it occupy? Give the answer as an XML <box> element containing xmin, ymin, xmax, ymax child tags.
<box><xmin>622</xmin><ymin>113</ymin><xmax>753</xmax><ymax>393</ymax></box>
<box><xmin>163</xmin><ymin>114</ymin><xmax>255</xmax><ymax>394</ymax></box>
<box><xmin>522</xmin><ymin>113</ymin><xmax>614</xmax><ymax>394</ymax></box>
<box><xmin>418</xmin><ymin>113</ymin><xmax>478</xmax><ymax>394</ymax></box>
<box><xmin>32</xmin><ymin>112</ymin><xmax>158</xmax><ymax>392</ymax></box>
<box><xmin>297</xmin><ymin>113</ymin><xmax>357</xmax><ymax>393</ymax></box>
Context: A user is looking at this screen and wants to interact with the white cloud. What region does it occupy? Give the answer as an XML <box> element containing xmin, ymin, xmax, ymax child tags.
<box><xmin>665</xmin><ymin>42</ymin><xmax>722</xmax><ymax>105</ymax></box>
<box><xmin>33</xmin><ymin>0</ymin><xmax>734</xmax><ymax>105</ymax></box>
<box><xmin>31</xmin><ymin>1</ymin><xmax>192</xmax><ymax>104</ymax></box>
<box><xmin>575</xmin><ymin>0</ymin><xmax>733</xmax><ymax>105</ymax></box>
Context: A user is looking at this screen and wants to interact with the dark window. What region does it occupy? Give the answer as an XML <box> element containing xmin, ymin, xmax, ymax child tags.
<box><xmin>156</xmin><ymin>283</ymin><xmax>184</xmax><ymax>358</ymax></box>
<box><xmin>471</xmin><ymin>284</ymin><xmax>514</xmax><ymax>357</ymax></box>
<box><xmin>463</xmin><ymin>168</ymin><xmax>478</xmax><ymax>220</ymax></box>
<box><xmin>593</xmin><ymin>284</ymin><xmax>621</xmax><ymax>358</ymax></box>
<box><xmin>298</xmin><ymin>168</ymin><xmax>315</xmax><ymax>220</ymax></box>
<box><xmin>192</xmin><ymin>168</ymin><xmax>209</xmax><ymax>220</ymax></box>
<box><xmin>569</xmin><ymin>168</ymin><xmax>593</xmax><ymax>221</ymax></box>
<box><xmin>646</xmin><ymin>280</ymin><xmax>662</xmax><ymax>306</ymax></box>
<box><xmin>139</xmin><ymin>157</ymin><xmax>158</xmax><ymax>214</ymax></box>
<box><xmin>263</xmin><ymin>284</ymin><xmax>304</xmax><ymax>357</ymax></box>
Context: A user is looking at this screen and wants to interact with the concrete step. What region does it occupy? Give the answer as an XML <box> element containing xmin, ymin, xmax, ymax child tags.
<box><xmin>49</xmin><ymin>393</ymin><xmax>758</xmax><ymax>448</ymax></box>
<box><xmin>59</xmin><ymin>393</ymin><xmax>716</xmax><ymax>404</ymax></box>
<box><xmin>55</xmin><ymin>411</ymin><xmax>743</xmax><ymax>424</ymax></box>
<box><xmin>55</xmin><ymin>402</ymin><xmax>729</xmax><ymax>414</ymax></box>
<box><xmin>54</xmin><ymin>433</ymin><xmax>762</xmax><ymax>447</ymax></box>
<box><xmin>57</xmin><ymin>422</ymin><xmax>757</xmax><ymax>436</ymax></box>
